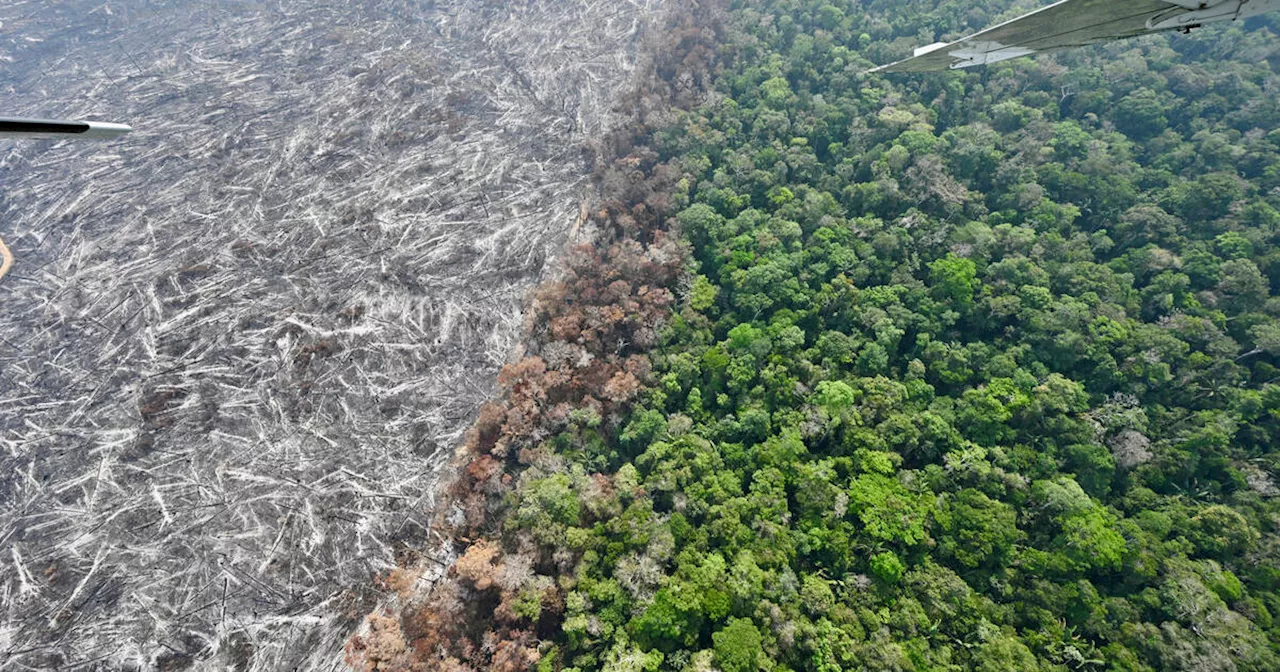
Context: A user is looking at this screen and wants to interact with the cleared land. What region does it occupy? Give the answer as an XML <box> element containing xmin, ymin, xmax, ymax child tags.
<box><xmin>0</xmin><ymin>0</ymin><xmax>668</xmax><ymax>668</ymax></box>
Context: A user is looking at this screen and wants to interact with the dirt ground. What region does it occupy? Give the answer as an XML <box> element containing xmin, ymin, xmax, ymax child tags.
<box><xmin>0</xmin><ymin>0</ymin><xmax>668</xmax><ymax>668</ymax></box>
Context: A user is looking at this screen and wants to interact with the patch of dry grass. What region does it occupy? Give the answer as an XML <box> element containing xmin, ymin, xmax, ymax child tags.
<box><xmin>0</xmin><ymin>0</ymin><xmax>668</xmax><ymax>668</ymax></box>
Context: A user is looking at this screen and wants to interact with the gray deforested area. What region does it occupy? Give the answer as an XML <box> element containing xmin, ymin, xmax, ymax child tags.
<box><xmin>0</xmin><ymin>0</ymin><xmax>670</xmax><ymax>668</ymax></box>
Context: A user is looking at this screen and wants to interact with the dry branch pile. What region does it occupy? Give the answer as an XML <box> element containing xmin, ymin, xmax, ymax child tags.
<box><xmin>0</xmin><ymin>0</ymin><xmax>670</xmax><ymax>668</ymax></box>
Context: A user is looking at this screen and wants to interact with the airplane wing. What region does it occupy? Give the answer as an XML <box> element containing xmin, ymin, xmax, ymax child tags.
<box><xmin>0</xmin><ymin>117</ymin><xmax>132</xmax><ymax>140</ymax></box>
<box><xmin>873</xmin><ymin>0</ymin><xmax>1280</xmax><ymax>73</ymax></box>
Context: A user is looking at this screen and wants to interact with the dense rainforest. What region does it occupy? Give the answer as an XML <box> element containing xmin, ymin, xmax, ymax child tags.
<box><xmin>348</xmin><ymin>1</ymin><xmax>1280</xmax><ymax>671</ymax></box>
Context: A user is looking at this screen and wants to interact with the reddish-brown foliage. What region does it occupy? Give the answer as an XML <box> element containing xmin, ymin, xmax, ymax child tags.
<box><xmin>452</xmin><ymin>541</ymin><xmax>502</xmax><ymax>592</ymax></box>
<box><xmin>602</xmin><ymin>370</ymin><xmax>642</xmax><ymax>404</ymax></box>
<box><xmin>345</xmin><ymin>613</ymin><xmax>421</xmax><ymax>672</ymax></box>
<box><xmin>374</xmin><ymin>567</ymin><xmax>423</xmax><ymax>601</ymax></box>
<box><xmin>490</xmin><ymin>634</ymin><xmax>541</xmax><ymax>672</ymax></box>
<box><xmin>464</xmin><ymin>401</ymin><xmax>507</xmax><ymax>455</ymax></box>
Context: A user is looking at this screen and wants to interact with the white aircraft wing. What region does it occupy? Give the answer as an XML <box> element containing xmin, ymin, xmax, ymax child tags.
<box><xmin>0</xmin><ymin>117</ymin><xmax>132</xmax><ymax>140</ymax></box>
<box><xmin>874</xmin><ymin>0</ymin><xmax>1280</xmax><ymax>73</ymax></box>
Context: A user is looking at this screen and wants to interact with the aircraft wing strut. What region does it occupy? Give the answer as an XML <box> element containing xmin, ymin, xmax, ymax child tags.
<box><xmin>874</xmin><ymin>0</ymin><xmax>1280</xmax><ymax>73</ymax></box>
<box><xmin>0</xmin><ymin>117</ymin><xmax>132</xmax><ymax>140</ymax></box>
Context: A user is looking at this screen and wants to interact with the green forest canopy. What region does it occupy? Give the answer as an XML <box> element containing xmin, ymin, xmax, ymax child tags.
<box><xmin>386</xmin><ymin>2</ymin><xmax>1280</xmax><ymax>671</ymax></box>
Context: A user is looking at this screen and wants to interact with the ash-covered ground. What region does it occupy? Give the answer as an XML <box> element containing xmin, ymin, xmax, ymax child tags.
<box><xmin>0</xmin><ymin>0</ymin><xmax>669</xmax><ymax>668</ymax></box>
